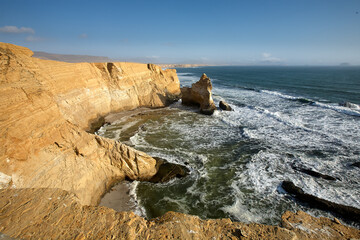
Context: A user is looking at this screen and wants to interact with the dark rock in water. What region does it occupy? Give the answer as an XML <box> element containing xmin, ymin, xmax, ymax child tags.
<box><xmin>149</xmin><ymin>157</ymin><xmax>189</xmax><ymax>183</ymax></box>
<box><xmin>219</xmin><ymin>101</ymin><xmax>232</xmax><ymax>111</ymax></box>
<box><xmin>281</xmin><ymin>181</ymin><xmax>360</xmax><ymax>223</ymax></box>
<box><xmin>200</xmin><ymin>106</ymin><xmax>216</xmax><ymax>115</ymax></box>
<box><xmin>291</xmin><ymin>163</ymin><xmax>339</xmax><ymax>181</ymax></box>
<box><xmin>350</xmin><ymin>162</ymin><xmax>360</xmax><ymax>168</ymax></box>
<box><xmin>339</xmin><ymin>101</ymin><xmax>358</xmax><ymax>109</ymax></box>
<box><xmin>140</xmin><ymin>124</ymin><xmax>147</xmax><ymax>131</ymax></box>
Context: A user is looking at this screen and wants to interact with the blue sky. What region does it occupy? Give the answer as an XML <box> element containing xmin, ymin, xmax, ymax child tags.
<box><xmin>1</xmin><ymin>0</ymin><xmax>359</xmax><ymax>65</ymax></box>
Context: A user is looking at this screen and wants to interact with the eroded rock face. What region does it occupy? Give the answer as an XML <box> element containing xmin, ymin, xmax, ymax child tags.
<box><xmin>181</xmin><ymin>73</ymin><xmax>216</xmax><ymax>115</ymax></box>
<box><xmin>1</xmin><ymin>188</ymin><xmax>359</xmax><ymax>240</ymax></box>
<box><xmin>0</xmin><ymin>42</ymin><xmax>180</xmax><ymax>205</ymax></box>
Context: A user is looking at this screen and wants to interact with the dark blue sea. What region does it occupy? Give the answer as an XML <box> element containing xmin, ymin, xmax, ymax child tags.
<box><xmin>98</xmin><ymin>66</ymin><xmax>360</xmax><ymax>226</ymax></box>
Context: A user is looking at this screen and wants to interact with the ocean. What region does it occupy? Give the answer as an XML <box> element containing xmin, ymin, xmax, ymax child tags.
<box><xmin>98</xmin><ymin>66</ymin><xmax>360</xmax><ymax>226</ymax></box>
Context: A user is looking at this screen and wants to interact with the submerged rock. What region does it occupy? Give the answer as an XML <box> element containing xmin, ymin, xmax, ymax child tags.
<box><xmin>181</xmin><ymin>73</ymin><xmax>216</xmax><ymax>115</ymax></box>
<box><xmin>350</xmin><ymin>162</ymin><xmax>360</xmax><ymax>168</ymax></box>
<box><xmin>291</xmin><ymin>163</ymin><xmax>339</xmax><ymax>181</ymax></box>
<box><xmin>219</xmin><ymin>100</ymin><xmax>232</xmax><ymax>111</ymax></box>
<box><xmin>281</xmin><ymin>181</ymin><xmax>360</xmax><ymax>223</ymax></box>
<box><xmin>340</xmin><ymin>101</ymin><xmax>359</xmax><ymax>109</ymax></box>
<box><xmin>149</xmin><ymin>157</ymin><xmax>189</xmax><ymax>183</ymax></box>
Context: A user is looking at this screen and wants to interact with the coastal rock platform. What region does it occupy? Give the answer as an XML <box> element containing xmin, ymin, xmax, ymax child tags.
<box><xmin>1</xmin><ymin>188</ymin><xmax>359</xmax><ymax>239</ymax></box>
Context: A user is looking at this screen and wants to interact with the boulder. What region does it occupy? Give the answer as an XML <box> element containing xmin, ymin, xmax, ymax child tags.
<box><xmin>149</xmin><ymin>157</ymin><xmax>189</xmax><ymax>183</ymax></box>
<box><xmin>181</xmin><ymin>73</ymin><xmax>216</xmax><ymax>115</ymax></box>
<box><xmin>350</xmin><ymin>162</ymin><xmax>360</xmax><ymax>168</ymax></box>
<box><xmin>219</xmin><ymin>100</ymin><xmax>232</xmax><ymax>111</ymax></box>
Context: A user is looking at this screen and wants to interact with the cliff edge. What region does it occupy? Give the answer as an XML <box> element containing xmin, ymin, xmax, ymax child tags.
<box><xmin>0</xmin><ymin>42</ymin><xmax>180</xmax><ymax>205</ymax></box>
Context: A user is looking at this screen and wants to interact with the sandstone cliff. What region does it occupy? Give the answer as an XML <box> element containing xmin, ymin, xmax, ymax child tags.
<box><xmin>0</xmin><ymin>42</ymin><xmax>180</xmax><ymax>205</ymax></box>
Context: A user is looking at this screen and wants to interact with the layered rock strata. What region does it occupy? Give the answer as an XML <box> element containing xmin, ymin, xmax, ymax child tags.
<box><xmin>181</xmin><ymin>73</ymin><xmax>216</xmax><ymax>115</ymax></box>
<box><xmin>0</xmin><ymin>42</ymin><xmax>180</xmax><ymax>205</ymax></box>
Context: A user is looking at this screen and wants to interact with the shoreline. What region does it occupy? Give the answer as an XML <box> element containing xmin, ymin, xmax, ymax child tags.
<box><xmin>99</xmin><ymin>181</ymin><xmax>139</xmax><ymax>213</ymax></box>
<box><xmin>1</xmin><ymin>42</ymin><xmax>360</xmax><ymax>239</ymax></box>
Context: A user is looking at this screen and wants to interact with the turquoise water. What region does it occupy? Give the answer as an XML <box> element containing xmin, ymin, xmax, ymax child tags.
<box><xmin>98</xmin><ymin>66</ymin><xmax>360</xmax><ymax>226</ymax></box>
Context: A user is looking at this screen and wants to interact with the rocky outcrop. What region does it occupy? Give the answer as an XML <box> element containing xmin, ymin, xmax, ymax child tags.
<box><xmin>149</xmin><ymin>157</ymin><xmax>189</xmax><ymax>183</ymax></box>
<box><xmin>219</xmin><ymin>100</ymin><xmax>232</xmax><ymax>111</ymax></box>
<box><xmin>281</xmin><ymin>181</ymin><xmax>360</xmax><ymax>223</ymax></box>
<box><xmin>281</xmin><ymin>210</ymin><xmax>360</xmax><ymax>240</ymax></box>
<box><xmin>0</xmin><ymin>42</ymin><xmax>181</xmax><ymax>205</ymax></box>
<box><xmin>1</xmin><ymin>188</ymin><xmax>359</xmax><ymax>239</ymax></box>
<box><xmin>181</xmin><ymin>73</ymin><xmax>216</xmax><ymax>115</ymax></box>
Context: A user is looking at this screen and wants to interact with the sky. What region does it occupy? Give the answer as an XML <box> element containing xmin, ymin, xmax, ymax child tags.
<box><xmin>0</xmin><ymin>0</ymin><xmax>360</xmax><ymax>65</ymax></box>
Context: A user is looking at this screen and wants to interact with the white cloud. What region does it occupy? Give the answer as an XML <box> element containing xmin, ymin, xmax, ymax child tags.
<box><xmin>0</xmin><ymin>26</ymin><xmax>35</xmax><ymax>34</ymax></box>
<box><xmin>261</xmin><ymin>52</ymin><xmax>282</xmax><ymax>63</ymax></box>
<box><xmin>25</xmin><ymin>35</ymin><xmax>44</xmax><ymax>42</ymax></box>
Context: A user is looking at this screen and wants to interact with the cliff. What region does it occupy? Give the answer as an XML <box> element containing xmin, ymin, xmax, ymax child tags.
<box><xmin>0</xmin><ymin>42</ymin><xmax>180</xmax><ymax>205</ymax></box>
<box><xmin>0</xmin><ymin>43</ymin><xmax>359</xmax><ymax>239</ymax></box>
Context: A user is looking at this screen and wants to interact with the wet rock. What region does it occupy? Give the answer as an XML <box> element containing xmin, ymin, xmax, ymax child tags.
<box><xmin>149</xmin><ymin>157</ymin><xmax>189</xmax><ymax>183</ymax></box>
<box><xmin>181</xmin><ymin>73</ymin><xmax>216</xmax><ymax>115</ymax></box>
<box><xmin>350</xmin><ymin>162</ymin><xmax>360</xmax><ymax>168</ymax></box>
<box><xmin>219</xmin><ymin>100</ymin><xmax>232</xmax><ymax>111</ymax></box>
<box><xmin>340</xmin><ymin>101</ymin><xmax>357</xmax><ymax>108</ymax></box>
<box><xmin>281</xmin><ymin>181</ymin><xmax>360</xmax><ymax>223</ymax></box>
<box><xmin>291</xmin><ymin>163</ymin><xmax>339</xmax><ymax>181</ymax></box>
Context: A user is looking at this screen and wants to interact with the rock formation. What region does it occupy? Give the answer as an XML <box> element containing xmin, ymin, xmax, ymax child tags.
<box><xmin>0</xmin><ymin>42</ymin><xmax>181</xmax><ymax>205</ymax></box>
<box><xmin>219</xmin><ymin>100</ymin><xmax>232</xmax><ymax>111</ymax></box>
<box><xmin>291</xmin><ymin>163</ymin><xmax>339</xmax><ymax>181</ymax></box>
<box><xmin>181</xmin><ymin>73</ymin><xmax>216</xmax><ymax>115</ymax></box>
<box><xmin>149</xmin><ymin>157</ymin><xmax>189</xmax><ymax>183</ymax></box>
<box><xmin>0</xmin><ymin>188</ymin><xmax>359</xmax><ymax>239</ymax></box>
<box><xmin>1</xmin><ymin>43</ymin><xmax>360</xmax><ymax>239</ymax></box>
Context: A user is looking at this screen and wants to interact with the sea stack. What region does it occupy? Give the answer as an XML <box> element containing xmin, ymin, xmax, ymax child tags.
<box><xmin>181</xmin><ymin>73</ymin><xmax>216</xmax><ymax>115</ymax></box>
